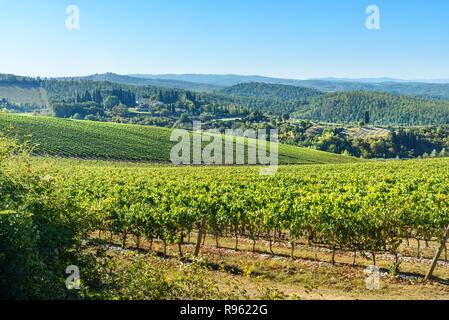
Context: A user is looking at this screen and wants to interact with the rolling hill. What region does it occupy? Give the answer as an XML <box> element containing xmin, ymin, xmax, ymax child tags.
<box><xmin>296</xmin><ymin>80</ymin><xmax>449</xmax><ymax>100</ymax></box>
<box><xmin>57</xmin><ymin>73</ymin><xmax>223</xmax><ymax>92</ymax></box>
<box><xmin>0</xmin><ymin>113</ymin><xmax>360</xmax><ymax>164</ymax></box>
<box><xmin>129</xmin><ymin>74</ymin><xmax>278</xmax><ymax>87</ymax></box>
<box><xmin>216</xmin><ymin>83</ymin><xmax>449</xmax><ymax>125</ymax></box>
<box><xmin>293</xmin><ymin>90</ymin><xmax>449</xmax><ymax>126</ymax></box>
<box><xmin>131</xmin><ymin>74</ymin><xmax>449</xmax><ymax>100</ymax></box>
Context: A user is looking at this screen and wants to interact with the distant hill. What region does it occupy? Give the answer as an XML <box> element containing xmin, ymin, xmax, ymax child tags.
<box><xmin>315</xmin><ymin>77</ymin><xmax>449</xmax><ymax>84</ymax></box>
<box><xmin>129</xmin><ymin>73</ymin><xmax>294</xmax><ymax>87</ymax></box>
<box><xmin>57</xmin><ymin>73</ymin><xmax>223</xmax><ymax>92</ymax></box>
<box><xmin>131</xmin><ymin>74</ymin><xmax>449</xmax><ymax>99</ymax></box>
<box><xmin>218</xmin><ymin>82</ymin><xmax>323</xmax><ymax>100</ymax></box>
<box><xmin>296</xmin><ymin>80</ymin><xmax>449</xmax><ymax>100</ymax></box>
<box><xmin>0</xmin><ymin>113</ymin><xmax>360</xmax><ymax>164</ymax></box>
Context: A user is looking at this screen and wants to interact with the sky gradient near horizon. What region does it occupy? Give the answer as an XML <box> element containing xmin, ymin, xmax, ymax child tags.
<box><xmin>0</xmin><ymin>0</ymin><xmax>448</xmax><ymax>79</ymax></box>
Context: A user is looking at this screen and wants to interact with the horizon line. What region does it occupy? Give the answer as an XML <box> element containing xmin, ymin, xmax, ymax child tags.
<box><xmin>3</xmin><ymin>72</ymin><xmax>449</xmax><ymax>83</ymax></box>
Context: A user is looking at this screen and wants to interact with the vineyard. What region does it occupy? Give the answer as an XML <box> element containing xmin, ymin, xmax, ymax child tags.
<box><xmin>4</xmin><ymin>135</ymin><xmax>449</xmax><ymax>298</ymax></box>
<box><xmin>0</xmin><ymin>113</ymin><xmax>359</xmax><ymax>164</ymax></box>
<box><xmin>29</xmin><ymin>157</ymin><xmax>449</xmax><ymax>271</ymax></box>
<box><xmin>4</xmin><ymin>0</ymin><xmax>449</xmax><ymax>304</ymax></box>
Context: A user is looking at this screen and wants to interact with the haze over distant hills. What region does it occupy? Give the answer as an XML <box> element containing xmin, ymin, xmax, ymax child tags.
<box><xmin>315</xmin><ymin>77</ymin><xmax>449</xmax><ymax>84</ymax></box>
<box><xmin>128</xmin><ymin>73</ymin><xmax>449</xmax><ymax>100</ymax></box>
<box><xmin>56</xmin><ymin>72</ymin><xmax>449</xmax><ymax>100</ymax></box>
<box><xmin>3</xmin><ymin>72</ymin><xmax>449</xmax><ymax>126</ymax></box>
<box><xmin>57</xmin><ymin>73</ymin><xmax>223</xmax><ymax>92</ymax></box>
<box><xmin>128</xmin><ymin>74</ymin><xmax>290</xmax><ymax>87</ymax></box>
<box><xmin>1</xmin><ymin>71</ymin><xmax>445</xmax><ymax>104</ymax></box>
<box><xmin>130</xmin><ymin>74</ymin><xmax>449</xmax><ymax>85</ymax></box>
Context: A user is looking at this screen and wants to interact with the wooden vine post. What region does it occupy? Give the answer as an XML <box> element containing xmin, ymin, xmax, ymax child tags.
<box><xmin>194</xmin><ymin>215</ymin><xmax>207</xmax><ymax>257</ymax></box>
<box><xmin>424</xmin><ymin>225</ymin><xmax>449</xmax><ymax>282</ymax></box>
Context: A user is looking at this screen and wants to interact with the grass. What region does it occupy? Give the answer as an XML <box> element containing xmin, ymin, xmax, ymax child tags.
<box><xmin>99</xmin><ymin>231</ymin><xmax>449</xmax><ymax>300</ymax></box>
<box><xmin>0</xmin><ymin>113</ymin><xmax>361</xmax><ymax>164</ymax></box>
<box><xmin>0</xmin><ymin>84</ymin><xmax>48</xmax><ymax>106</ymax></box>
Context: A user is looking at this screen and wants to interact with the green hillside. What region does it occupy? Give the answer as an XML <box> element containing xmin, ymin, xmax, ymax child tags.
<box><xmin>0</xmin><ymin>113</ymin><xmax>359</xmax><ymax>164</ymax></box>
<box><xmin>293</xmin><ymin>90</ymin><xmax>449</xmax><ymax>126</ymax></box>
<box><xmin>218</xmin><ymin>82</ymin><xmax>323</xmax><ymax>100</ymax></box>
<box><xmin>296</xmin><ymin>80</ymin><xmax>449</xmax><ymax>100</ymax></box>
<box><xmin>0</xmin><ymin>84</ymin><xmax>47</xmax><ymax>106</ymax></box>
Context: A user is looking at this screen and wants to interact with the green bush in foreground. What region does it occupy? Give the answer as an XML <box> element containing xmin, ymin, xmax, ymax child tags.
<box><xmin>0</xmin><ymin>136</ymin><xmax>100</xmax><ymax>299</ymax></box>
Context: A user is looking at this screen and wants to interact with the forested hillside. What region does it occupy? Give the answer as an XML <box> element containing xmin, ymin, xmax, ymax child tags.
<box><xmin>293</xmin><ymin>91</ymin><xmax>449</xmax><ymax>125</ymax></box>
<box><xmin>42</xmin><ymin>79</ymin><xmax>449</xmax><ymax>125</ymax></box>
<box><xmin>218</xmin><ymin>82</ymin><xmax>323</xmax><ymax>100</ymax></box>
<box><xmin>297</xmin><ymin>80</ymin><xmax>449</xmax><ymax>100</ymax></box>
<box><xmin>41</xmin><ymin>78</ymin><xmax>299</xmax><ymax>114</ymax></box>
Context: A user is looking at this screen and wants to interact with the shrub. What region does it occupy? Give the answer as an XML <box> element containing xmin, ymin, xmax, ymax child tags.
<box><xmin>0</xmin><ymin>136</ymin><xmax>97</xmax><ymax>299</ymax></box>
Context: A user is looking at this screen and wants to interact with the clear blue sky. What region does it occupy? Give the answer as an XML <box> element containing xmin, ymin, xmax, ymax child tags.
<box><xmin>0</xmin><ymin>0</ymin><xmax>448</xmax><ymax>79</ymax></box>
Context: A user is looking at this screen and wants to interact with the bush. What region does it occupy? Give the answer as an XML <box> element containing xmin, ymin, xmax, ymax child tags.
<box><xmin>0</xmin><ymin>136</ymin><xmax>97</xmax><ymax>299</ymax></box>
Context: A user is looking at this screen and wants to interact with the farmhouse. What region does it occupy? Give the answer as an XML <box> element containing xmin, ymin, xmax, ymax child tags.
<box><xmin>135</xmin><ymin>99</ymin><xmax>163</xmax><ymax>112</ymax></box>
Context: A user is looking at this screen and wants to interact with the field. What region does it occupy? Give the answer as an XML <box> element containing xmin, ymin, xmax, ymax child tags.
<box><xmin>0</xmin><ymin>84</ymin><xmax>48</xmax><ymax>106</ymax></box>
<box><xmin>0</xmin><ymin>113</ymin><xmax>359</xmax><ymax>164</ymax></box>
<box><xmin>4</xmin><ymin>155</ymin><xmax>449</xmax><ymax>299</ymax></box>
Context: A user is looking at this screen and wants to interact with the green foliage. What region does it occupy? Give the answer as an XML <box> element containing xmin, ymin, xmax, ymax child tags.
<box><xmin>111</xmin><ymin>104</ymin><xmax>128</xmax><ymax>117</ymax></box>
<box><xmin>296</xmin><ymin>79</ymin><xmax>449</xmax><ymax>100</ymax></box>
<box><xmin>104</xmin><ymin>96</ymin><xmax>120</xmax><ymax>110</ymax></box>
<box><xmin>293</xmin><ymin>91</ymin><xmax>449</xmax><ymax>125</ymax></box>
<box><xmin>4</xmin><ymin>144</ymin><xmax>449</xmax><ymax>298</ymax></box>
<box><xmin>0</xmin><ymin>137</ymin><xmax>98</xmax><ymax>299</ymax></box>
<box><xmin>219</xmin><ymin>82</ymin><xmax>323</xmax><ymax>100</ymax></box>
<box><xmin>51</xmin><ymin>101</ymin><xmax>103</xmax><ymax>118</ymax></box>
<box><xmin>30</xmin><ymin>156</ymin><xmax>449</xmax><ymax>273</ymax></box>
<box><xmin>274</xmin><ymin>123</ymin><xmax>449</xmax><ymax>159</ymax></box>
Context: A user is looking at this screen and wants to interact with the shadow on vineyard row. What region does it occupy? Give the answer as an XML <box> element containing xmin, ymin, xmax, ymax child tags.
<box><xmin>93</xmin><ymin>229</ymin><xmax>449</xmax><ymax>285</ymax></box>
